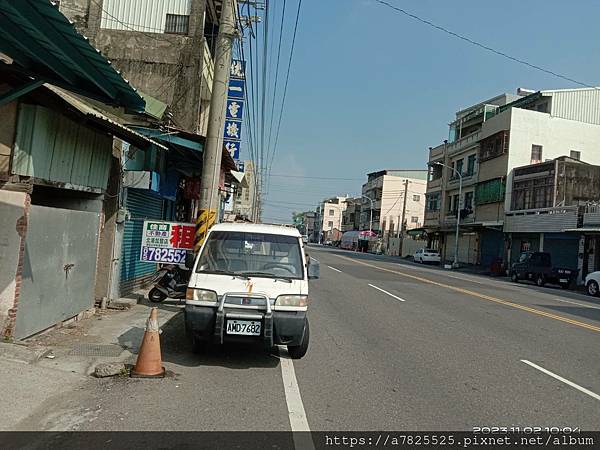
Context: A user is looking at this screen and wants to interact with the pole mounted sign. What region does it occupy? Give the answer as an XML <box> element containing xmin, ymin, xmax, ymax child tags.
<box><xmin>223</xmin><ymin>59</ymin><xmax>246</xmax><ymax>162</ymax></box>
<box><xmin>140</xmin><ymin>220</ymin><xmax>195</xmax><ymax>264</ymax></box>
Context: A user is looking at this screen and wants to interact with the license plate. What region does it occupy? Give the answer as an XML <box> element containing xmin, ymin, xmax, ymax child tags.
<box><xmin>226</xmin><ymin>320</ymin><xmax>261</xmax><ymax>336</ymax></box>
<box><xmin>560</xmin><ymin>278</ymin><xmax>568</xmax><ymax>283</ymax></box>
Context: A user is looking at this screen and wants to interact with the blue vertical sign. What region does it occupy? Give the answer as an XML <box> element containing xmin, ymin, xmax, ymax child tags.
<box><xmin>223</xmin><ymin>60</ymin><xmax>245</xmax><ymax>162</ymax></box>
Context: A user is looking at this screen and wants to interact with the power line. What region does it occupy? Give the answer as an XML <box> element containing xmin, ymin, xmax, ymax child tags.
<box><xmin>372</xmin><ymin>0</ymin><xmax>597</xmax><ymax>89</ymax></box>
<box><xmin>265</xmin><ymin>0</ymin><xmax>303</xmax><ymax>187</ymax></box>
<box><xmin>269</xmin><ymin>173</ymin><xmax>362</xmax><ymax>181</ymax></box>
<box><xmin>264</xmin><ymin>0</ymin><xmax>287</xmax><ymax>191</ymax></box>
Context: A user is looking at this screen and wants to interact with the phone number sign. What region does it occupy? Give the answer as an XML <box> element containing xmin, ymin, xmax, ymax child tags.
<box><xmin>140</xmin><ymin>220</ymin><xmax>195</xmax><ymax>264</ymax></box>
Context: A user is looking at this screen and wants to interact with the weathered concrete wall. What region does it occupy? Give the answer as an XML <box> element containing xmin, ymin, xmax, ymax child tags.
<box><xmin>61</xmin><ymin>0</ymin><xmax>207</xmax><ymax>132</ymax></box>
<box><xmin>0</xmin><ymin>95</ymin><xmax>17</xmax><ymax>174</ymax></box>
<box><xmin>556</xmin><ymin>161</ymin><xmax>600</xmax><ymax>205</ymax></box>
<box><xmin>0</xmin><ymin>191</ymin><xmax>29</xmax><ymax>338</ymax></box>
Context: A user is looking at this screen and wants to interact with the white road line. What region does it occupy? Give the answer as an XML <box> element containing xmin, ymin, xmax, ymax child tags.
<box><xmin>278</xmin><ymin>347</ymin><xmax>314</xmax><ymax>449</ymax></box>
<box><xmin>521</xmin><ymin>360</ymin><xmax>600</xmax><ymax>402</ymax></box>
<box><xmin>310</xmin><ymin>257</ymin><xmax>319</xmax><ymax>263</ymax></box>
<box><xmin>368</xmin><ymin>283</ymin><xmax>406</xmax><ymax>302</ymax></box>
<box><xmin>553</xmin><ymin>298</ymin><xmax>600</xmax><ymax>310</ymax></box>
<box><xmin>327</xmin><ymin>265</ymin><xmax>342</xmax><ymax>273</ymax></box>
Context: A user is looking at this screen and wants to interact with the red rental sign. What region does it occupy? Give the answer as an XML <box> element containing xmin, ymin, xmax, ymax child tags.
<box><xmin>169</xmin><ymin>224</ymin><xmax>195</xmax><ymax>249</ymax></box>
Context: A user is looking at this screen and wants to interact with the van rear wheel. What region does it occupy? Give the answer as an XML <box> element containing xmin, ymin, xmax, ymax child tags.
<box><xmin>535</xmin><ymin>274</ymin><xmax>546</xmax><ymax>287</ymax></box>
<box><xmin>287</xmin><ymin>319</ymin><xmax>309</xmax><ymax>359</ymax></box>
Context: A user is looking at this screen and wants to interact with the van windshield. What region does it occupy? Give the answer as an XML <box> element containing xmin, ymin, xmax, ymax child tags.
<box><xmin>197</xmin><ymin>231</ymin><xmax>304</xmax><ymax>280</ymax></box>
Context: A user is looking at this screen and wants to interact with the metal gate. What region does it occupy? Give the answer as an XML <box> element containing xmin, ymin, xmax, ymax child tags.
<box><xmin>14</xmin><ymin>205</ymin><xmax>100</xmax><ymax>339</ymax></box>
<box><xmin>480</xmin><ymin>229</ymin><xmax>504</xmax><ymax>268</ymax></box>
<box><xmin>119</xmin><ymin>188</ymin><xmax>164</xmax><ymax>295</ymax></box>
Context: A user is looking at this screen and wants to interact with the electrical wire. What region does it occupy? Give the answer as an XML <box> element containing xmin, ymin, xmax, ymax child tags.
<box><xmin>265</xmin><ymin>0</ymin><xmax>303</xmax><ymax>188</ymax></box>
<box><xmin>372</xmin><ymin>0</ymin><xmax>597</xmax><ymax>89</ymax></box>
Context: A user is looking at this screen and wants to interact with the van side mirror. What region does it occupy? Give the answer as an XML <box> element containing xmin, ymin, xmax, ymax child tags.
<box><xmin>308</xmin><ymin>260</ymin><xmax>320</xmax><ymax>280</ymax></box>
<box><xmin>185</xmin><ymin>251</ymin><xmax>195</xmax><ymax>269</ymax></box>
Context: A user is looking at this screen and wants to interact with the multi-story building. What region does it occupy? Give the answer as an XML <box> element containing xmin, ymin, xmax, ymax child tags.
<box><xmin>359</xmin><ymin>170</ymin><xmax>427</xmax><ymax>237</ymax></box>
<box><xmin>341</xmin><ymin>197</ymin><xmax>362</xmax><ymax>232</ymax></box>
<box><xmin>316</xmin><ymin>196</ymin><xmax>348</xmax><ymax>242</ymax></box>
<box><xmin>232</xmin><ymin>161</ymin><xmax>257</xmax><ymax>221</ymax></box>
<box><xmin>503</xmin><ymin>157</ymin><xmax>600</xmax><ymax>279</ymax></box>
<box><xmin>59</xmin><ymin>0</ymin><xmax>214</xmax><ymax>133</ymax></box>
<box><xmin>302</xmin><ymin>211</ymin><xmax>316</xmax><ymax>242</ymax></box>
<box><xmin>425</xmin><ymin>87</ymin><xmax>600</xmax><ymax>267</ymax></box>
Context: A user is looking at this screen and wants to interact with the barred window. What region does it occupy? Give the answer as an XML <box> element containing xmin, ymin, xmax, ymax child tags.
<box><xmin>165</xmin><ymin>14</ymin><xmax>189</xmax><ymax>35</ymax></box>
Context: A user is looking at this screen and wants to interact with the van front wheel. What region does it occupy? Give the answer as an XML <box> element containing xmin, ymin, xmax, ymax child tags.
<box><xmin>288</xmin><ymin>319</ymin><xmax>310</xmax><ymax>359</ymax></box>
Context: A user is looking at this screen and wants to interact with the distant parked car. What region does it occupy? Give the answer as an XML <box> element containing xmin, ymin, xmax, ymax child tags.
<box><xmin>585</xmin><ymin>271</ymin><xmax>600</xmax><ymax>296</ymax></box>
<box><xmin>414</xmin><ymin>248</ymin><xmax>441</xmax><ymax>264</ymax></box>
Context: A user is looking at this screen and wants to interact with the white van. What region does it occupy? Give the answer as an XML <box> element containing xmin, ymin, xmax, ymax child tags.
<box><xmin>184</xmin><ymin>223</ymin><xmax>319</xmax><ymax>359</ymax></box>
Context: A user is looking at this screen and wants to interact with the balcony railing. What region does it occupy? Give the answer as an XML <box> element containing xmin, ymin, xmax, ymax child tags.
<box><xmin>447</xmin><ymin>131</ymin><xmax>481</xmax><ymax>155</ymax></box>
<box><xmin>505</xmin><ymin>206</ymin><xmax>579</xmax><ymax>233</ymax></box>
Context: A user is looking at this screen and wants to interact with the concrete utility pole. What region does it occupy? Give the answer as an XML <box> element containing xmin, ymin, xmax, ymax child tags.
<box><xmin>399</xmin><ymin>179</ymin><xmax>409</xmax><ymax>240</ymax></box>
<box><xmin>434</xmin><ymin>162</ymin><xmax>462</xmax><ymax>268</ymax></box>
<box><xmin>195</xmin><ymin>0</ymin><xmax>237</xmax><ymax>252</ymax></box>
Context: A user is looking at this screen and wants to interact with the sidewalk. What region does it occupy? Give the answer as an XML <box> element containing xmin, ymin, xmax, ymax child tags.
<box><xmin>0</xmin><ymin>290</ymin><xmax>181</xmax><ymax>430</ymax></box>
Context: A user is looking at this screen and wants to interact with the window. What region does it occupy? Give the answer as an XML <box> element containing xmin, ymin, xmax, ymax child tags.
<box><xmin>327</xmin><ymin>221</ymin><xmax>334</xmax><ymax>228</ymax></box>
<box><xmin>328</xmin><ymin>209</ymin><xmax>335</xmax><ymax>216</ymax></box>
<box><xmin>475</xmin><ymin>178</ymin><xmax>505</xmax><ymax>205</ymax></box>
<box><xmin>455</xmin><ymin>159</ymin><xmax>463</xmax><ymax>177</ymax></box>
<box><xmin>531</xmin><ymin>145</ymin><xmax>543</xmax><ymax>164</ymax></box>
<box><xmin>426</xmin><ymin>193</ymin><xmax>440</xmax><ymax>211</ymax></box>
<box><xmin>411</xmin><ymin>216</ymin><xmax>419</xmax><ymax>223</ymax></box>
<box><xmin>480</xmin><ymin>130</ymin><xmax>509</xmax><ymax>161</ymax></box>
<box><xmin>429</xmin><ymin>163</ymin><xmax>443</xmax><ymax>181</ymax></box>
<box><xmin>196</xmin><ymin>231</ymin><xmax>303</xmax><ymax>280</ymax></box>
<box><xmin>413</xmin><ymin>194</ymin><xmax>420</xmax><ymax>202</ymax></box>
<box><xmin>448</xmin><ymin>194</ymin><xmax>459</xmax><ymax>214</ymax></box>
<box><xmin>244</xmin><ymin>189</ymin><xmax>250</xmax><ymax>201</ymax></box>
<box><xmin>570</xmin><ymin>150</ymin><xmax>581</xmax><ymax>161</ymax></box>
<box><xmin>466</xmin><ymin>154</ymin><xmax>476</xmax><ymax>176</ymax></box>
<box><xmin>165</xmin><ymin>14</ymin><xmax>190</xmax><ymax>34</ymax></box>
<box><xmin>464</xmin><ymin>191</ymin><xmax>474</xmax><ymax>210</ymax></box>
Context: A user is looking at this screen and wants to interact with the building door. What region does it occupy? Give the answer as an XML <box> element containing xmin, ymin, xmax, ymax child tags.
<box><xmin>480</xmin><ymin>229</ymin><xmax>504</xmax><ymax>268</ymax></box>
<box><xmin>14</xmin><ymin>205</ymin><xmax>100</xmax><ymax>339</ymax></box>
<box><xmin>119</xmin><ymin>189</ymin><xmax>164</xmax><ymax>296</ymax></box>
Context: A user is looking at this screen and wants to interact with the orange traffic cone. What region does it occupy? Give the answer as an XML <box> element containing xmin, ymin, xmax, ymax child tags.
<box><xmin>131</xmin><ymin>307</ymin><xmax>165</xmax><ymax>378</ymax></box>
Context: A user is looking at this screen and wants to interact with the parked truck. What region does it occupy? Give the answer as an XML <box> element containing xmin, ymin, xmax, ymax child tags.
<box><xmin>509</xmin><ymin>251</ymin><xmax>578</xmax><ymax>289</ymax></box>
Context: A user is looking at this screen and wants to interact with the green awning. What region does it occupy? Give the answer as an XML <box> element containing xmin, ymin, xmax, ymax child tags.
<box><xmin>0</xmin><ymin>0</ymin><xmax>145</xmax><ymax>112</ymax></box>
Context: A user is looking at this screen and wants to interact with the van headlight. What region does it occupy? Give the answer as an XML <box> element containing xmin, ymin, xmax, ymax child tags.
<box><xmin>275</xmin><ymin>295</ymin><xmax>309</xmax><ymax>307</ymax></box>
<box><xmin>186</xmin><ymin>288</ymin><xmax>218</xmax><ymax>302</ymax></box>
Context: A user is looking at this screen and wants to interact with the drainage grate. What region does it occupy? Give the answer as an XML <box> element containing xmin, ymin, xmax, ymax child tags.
<box><xmin>69</xmin><ymin>344</ymin><xmax>124</xmax><ymax>357</ymax></box>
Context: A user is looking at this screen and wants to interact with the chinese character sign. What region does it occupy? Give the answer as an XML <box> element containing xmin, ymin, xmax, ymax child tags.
<box><xmin>224</xmin><ymin>60</ymin><xmax>246</xmax><ymax>164</ymax></box>
<box><xmin>140</xmin><ymin>220</ymin><xmax>195</xmax><ymax>264</ymax></box>
<box><xmin>230</xmin><ymin>60</ymin><xmax>246</xmax><ymax>79</ymax></box>
<box><xmin>224</xmin><ymin>140</ymin><xmax>240</xmax><ymax>159</ymax></box>
<box><xmin>226</xmin><ymin>99</ymin><xmax>244</xmax><ymax>120</ymax></box>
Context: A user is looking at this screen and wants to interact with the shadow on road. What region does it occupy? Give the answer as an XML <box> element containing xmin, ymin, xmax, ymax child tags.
<box><xmin>535</xmin><ymin>304</ymin><xmax>600</xmax><ymax>323</ymax></box>
<box><xmin>158</xmin><ymin>312</ymin><xmax>280</xmax><ymax>370</ymax></box>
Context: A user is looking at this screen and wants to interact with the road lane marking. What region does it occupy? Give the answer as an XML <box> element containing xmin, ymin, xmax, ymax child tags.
<box><xmin>553</xmin><ymin>298</ymin><xmax>600</xmax><ymax>310</ymax></box>
<box><xmin>310</xmin><ymin>257</ymin><xmax>319</xmax><ymax>263</ymax></box>
<box><xmin>368</xmin><ymin>284</ymin><xmax>405</xmax><ymax>302</ymax></box>
<box><xmin>444</xmin><ymin>273</ymin><xmax>485</xmax><ymax>285</ymax></box>
<box><xmin>334</xmin><ymin>254</ymin><xmax>600</xmax><ymax>333</ymax></box>
<box><xmin>278</xmin><ymin>346</ymin><xmax>311</xmax><ymax>432</ymax></box>
<box><xmin>521</xmin><ymin>360</ymin><xmax>600</xmax><ymax>402</ymax></box>
<box><xmin>327</xmin><ymin>265</ymin><xmax>342</xmax><ymax>273</ymax></box>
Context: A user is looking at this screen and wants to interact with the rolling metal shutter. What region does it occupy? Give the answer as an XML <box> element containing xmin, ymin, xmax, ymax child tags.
<box><xmin>120</xmin><ymin>188</ymin><xmax>164</xmax><ymax>295</ymax></box>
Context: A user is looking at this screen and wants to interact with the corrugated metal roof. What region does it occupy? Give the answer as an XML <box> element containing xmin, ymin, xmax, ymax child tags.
<box><xmin>101</xmin><ymin>0</ymin><xmax>191</xmax><ymax>33</ymax></box>
<box><xmin>0</xmin><ymin>0</ymin><xmax>145</xmax><ymax>111</ymax></box>
<box><xmin>44</xmin><ymin>84</ymin><xmax>167</xmax><ymax>151</ymax></box>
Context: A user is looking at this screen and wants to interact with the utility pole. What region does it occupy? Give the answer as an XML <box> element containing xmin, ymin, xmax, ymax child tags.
<box><xmin>195</xmin><ymin>0</ymin><xmax>237</xmax><ymax>252</ymax></box>
<box><xmin>399</xmin><ymin>179</ymin><xmax>409</xmax><ymax>244</ymax></box>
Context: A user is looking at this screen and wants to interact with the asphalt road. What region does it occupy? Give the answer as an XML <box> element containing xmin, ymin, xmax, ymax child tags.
<box><xmin>18</xmin><ymin>246</ymin><xmax>600</xmax><ymax>432</ymax></box>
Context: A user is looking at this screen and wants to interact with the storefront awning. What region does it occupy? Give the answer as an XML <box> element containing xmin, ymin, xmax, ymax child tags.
<box><xmin>0</xmin><ymin>0</ymin><xmax>145</xmax><ymax>111</ymax></box>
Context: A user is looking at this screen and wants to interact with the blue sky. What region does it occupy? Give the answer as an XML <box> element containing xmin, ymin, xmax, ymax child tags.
<box><xmin>248</xmin><ymin>0</ymin><xmax>600</xmax><ymax>223</ymax></box>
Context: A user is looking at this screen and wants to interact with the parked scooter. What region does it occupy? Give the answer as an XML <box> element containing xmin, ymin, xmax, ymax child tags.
<box><xmin>148</xmin><ymin>263</ymin><xmax>191</xmax><ymax>303</ymax></box>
